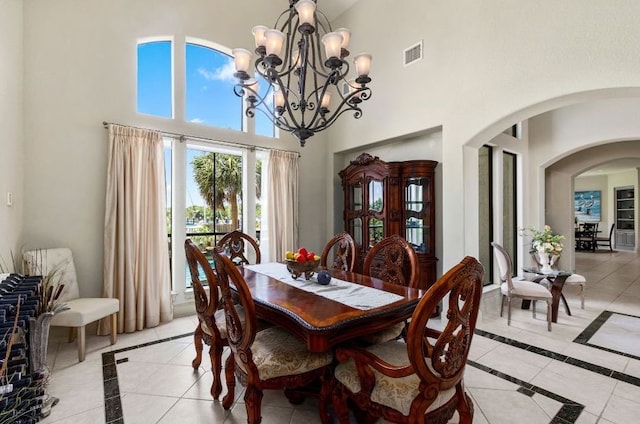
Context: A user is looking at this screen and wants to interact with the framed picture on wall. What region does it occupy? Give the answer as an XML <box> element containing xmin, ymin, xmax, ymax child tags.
<box><xmin>574</xmin><ymin>190</ymin><xmax>601</xmax><ymax>223</ymax></box>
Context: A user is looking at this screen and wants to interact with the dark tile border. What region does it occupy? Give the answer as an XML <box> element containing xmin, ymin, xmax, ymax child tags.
<box><xmin>475</xmin><ymin>328</ymin><xmax>640</xmax><ymax>386</ymax></box>
<box><xmin>101</xmin><ymin>332</ymin><xmax>193</xmax><ymax>423</ymax></box>
<box><xmin>467</xmin><ymin>360</ymin><xmax>583</xmax><ymax>423</ymax></box>
<box><xmin>573</xmin><ymin>310</ymin><xmax>640</xmax><ymax>362</ymax></box>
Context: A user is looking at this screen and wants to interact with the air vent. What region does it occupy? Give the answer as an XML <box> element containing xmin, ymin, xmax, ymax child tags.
<box><xmin>403</xmin><ymin>41</ymin><xmax>423</xmax><ymax>67</ymax></box>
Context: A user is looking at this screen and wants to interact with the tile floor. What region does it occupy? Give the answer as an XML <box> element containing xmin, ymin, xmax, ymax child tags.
<box><xmin>38</xmin><ymin>250</ymin><xmax>640</xmax><ymax>423</ymax></box>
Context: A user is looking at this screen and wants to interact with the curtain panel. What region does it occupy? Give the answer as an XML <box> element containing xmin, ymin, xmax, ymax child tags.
<box><xmin>266</xmin><ymin>150</ymin><xmax>299</xmax><ymax>262</ymax></box>
<box><xmin>101</xmin><ymin>124</ymin><xmax>173</xmax><ymax>334</ymax></box>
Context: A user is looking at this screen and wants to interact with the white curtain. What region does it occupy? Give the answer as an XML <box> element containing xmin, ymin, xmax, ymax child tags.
<box><xmin>100</xmin><ymin>124</ymin><xmax>173</xmax><ymax>334</ymax></box>
<box><xmin>267</xmin><ymin>150</ymin><xmax>299</xmax><ymax>262</ymax></box>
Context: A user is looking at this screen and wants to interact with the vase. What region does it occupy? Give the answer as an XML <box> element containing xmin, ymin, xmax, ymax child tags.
<box><xmin>536</xmin><ymin>252</ymin><xmax>556</xmax><ymax>274</ymax></box>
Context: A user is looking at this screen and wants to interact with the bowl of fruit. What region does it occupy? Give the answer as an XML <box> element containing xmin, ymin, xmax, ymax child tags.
<box><xmin>285</xmin><ymin>247</ymin><xmax>320</xmax><ymax>280</ymax></box>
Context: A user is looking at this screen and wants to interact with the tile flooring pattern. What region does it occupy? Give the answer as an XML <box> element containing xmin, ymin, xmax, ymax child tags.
<box><xmin>38</xmin><ymin>250</ymin><xmax>640</xmax><ymax>423</ymax></box>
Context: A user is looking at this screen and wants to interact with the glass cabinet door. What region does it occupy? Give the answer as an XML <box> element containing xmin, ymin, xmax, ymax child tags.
<box><xmin>351</xmin><ymin>181</ymin><xmax>363</xmax><ymax>211</ymax></box>
<box><xmin>350</xmin><ymin>218</ymin><xmax>363</xmax><ymax>246</ymax></box>
<box><xmin>368</xmin><ymin>179</ymin><xmax>383</xmax><ymax>211</ymax></box>
<box><xmin>405</xmin><ymin>177</ymin><xmax>430</xmax><ymax>253</ymax></box>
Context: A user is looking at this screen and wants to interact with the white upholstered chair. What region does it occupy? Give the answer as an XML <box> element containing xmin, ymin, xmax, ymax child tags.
<box><xmin>23</xmin><ymin>248</ymin><xmax>119</xmax><ymax>362</ymax></box>
<box><xmin>492</xmin><ymin>242</ymin><xmax>552</xmax><ymax>331</ymax></box>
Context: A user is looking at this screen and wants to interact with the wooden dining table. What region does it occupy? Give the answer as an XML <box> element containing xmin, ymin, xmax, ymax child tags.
<box><xmin>238</xmin><ymin>264</ymin><xmax>424</xmax><ymax>353</ymax></box>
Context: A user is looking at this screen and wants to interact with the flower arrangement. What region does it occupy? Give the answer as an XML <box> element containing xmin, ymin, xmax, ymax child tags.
<box><xmin>527</xmin><ymin>225</ymin><xmax>565</xmax><ymax>256</ymax></box>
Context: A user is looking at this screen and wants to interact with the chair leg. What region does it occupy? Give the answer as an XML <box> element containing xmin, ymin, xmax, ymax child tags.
<box><xmin>500</xmin><ymin>294</ymin><xmax>505</xmax><ymax>317</ymax></box>
<box><xmin>210</xmin><ymin>343</ymin><xmax>223</xmax><ymax>400</ymax></box>
<box><xmin>546</xmin><ymin>301</ymin><xmax>552</xmax><ymax>331</ymax></box>
<box><xmin>581</xmin><ymin>284</ymin><xmax>586</xmax><ymax>309</ymax></box>
<box><xmin>77</xmin><ymin>325</ymin><xmax>86</xmax><ymax>362</ymax></box>
<box><xmin>192</xmin><ymin>325</ymin><xmax>203</xmax><ymax>369</ymax></box>
<box><xmin>222</xmin><ymin>353</ymin><xmax>236</xmax><ymax>410</ymax></box>
<box><xmin>333</xmin><ymin>383</ymin><xmax>351</xmax><ymax>424</ymax></box>
<box><xmin>456</xmin><ymin>381</ymin><xmax>474</xmax><ymax>424</ymax></box>
<box><xmin>68</xmin><ymin>327</ymin><xmax>77</xmax><ymax>343</ymax></box>
<box><xmin>244</xmin><ymin>385</ymin><xmax>264</xmax><ymax>424</ymax></box>
<box><xmin>110</xmin><ymin>313</ymin><xmax>117</xmax><ymax>345</ymax></box>
<box><xmin>318</xmin><ymin>370</ymin><xmax>331</xmax><ymax>424</ymax></box>
<box><xmin>532</xmin><ymin>300</ymin><xmax>537</xmax><ymax>319</ymax></box>
<box><xmin>507</xmin><ymin>297</ymin><xmax>512</xmax><ymax>326</ymax></box>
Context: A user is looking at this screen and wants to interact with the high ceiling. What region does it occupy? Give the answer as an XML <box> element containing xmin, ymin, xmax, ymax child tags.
<box><xmin>318</xmin><ymin>0</ymin><xmax>359</xmax><ymax>21</ymax></box>
<box><xmin>579</xmin><ymin>158</ymin><xmax>640</xmax><ymax>177</ymax></box>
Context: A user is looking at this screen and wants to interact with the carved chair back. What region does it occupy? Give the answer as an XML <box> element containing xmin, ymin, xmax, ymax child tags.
<box><xmin>320</xmin><ymin>232</ymin><xmax>357</xmax><ymax>272</ymax></box>
<box><xmin>333</xmin><ymin>256</ymin><xmax>484</xmax><ymax>423</ymax></box>
<box><xmin>363</xmin><ymin>234</ymin><xmax>419</xmax><ymax>288</ymax></box>
<box><xmin>217</xmin><ymin>230</ymin><xmax>261</xmax><ymax>265</ymax></box>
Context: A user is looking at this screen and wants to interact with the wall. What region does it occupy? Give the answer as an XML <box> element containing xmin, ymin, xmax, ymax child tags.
<box><xmin>21</xmin><ymin>0</ymin><xmax>327</xmax><ymax>296</ymax></box>
<box><xmin>329</xmin><ymin>0</ymin><xmax>640</xmax><ymax>271</ymax></box>
<box><xmin>575</xmin><ymin>175</ymin><xmax>609</xmax><ymax>229</ymax></box>
<box><xmin>0</xmin><ymin>0</ymin><xmax>24</xmax><ymax>266</ymax></box>
<box><xmin>18</xmin><ymin>0</ymin><xmax>640</xmax><ymax>297</ymax></box>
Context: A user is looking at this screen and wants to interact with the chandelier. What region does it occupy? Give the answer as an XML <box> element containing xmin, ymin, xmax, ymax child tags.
<box><xmin>232</xmin><ymin>0</ymin><xmax>372</xmax><ymax>147</ymax></box>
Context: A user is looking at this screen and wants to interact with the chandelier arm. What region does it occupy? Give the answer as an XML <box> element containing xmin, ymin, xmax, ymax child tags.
<box><xmin>311</xmin><ymin>102</ymin><xmax>363</xmax><ymax>131</ymax></box>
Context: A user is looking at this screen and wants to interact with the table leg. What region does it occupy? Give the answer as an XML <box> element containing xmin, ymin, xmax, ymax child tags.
<box><xmin>549</xmin><ymin>275</ymin><xmax>570</xmax><ymax>323</ymax></box>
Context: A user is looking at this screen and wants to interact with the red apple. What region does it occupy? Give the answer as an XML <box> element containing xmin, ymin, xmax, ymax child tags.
<box><xmin>296</xmin><ymin>254</ymin><xmax>306</xmax><ymax>262</ymax></box>
<box><xmin>306</xmin><ymin>253</ymin><xmax>315</xmax><ymax>261</ymax></box>
<box><xmin>298</xmin><ymin>247</ymin><xmax>308</xmax><ymax>257</ymax></box>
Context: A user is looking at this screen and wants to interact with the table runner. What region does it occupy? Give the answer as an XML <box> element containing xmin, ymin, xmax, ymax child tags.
<box><xmin>243</xmin><ymin>263</ymin><xmax>404</xmax><ymax>310</ymax></box>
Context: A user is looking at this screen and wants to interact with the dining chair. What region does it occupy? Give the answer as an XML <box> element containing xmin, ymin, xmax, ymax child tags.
<box><xmin>332</xmin><ymin>256</ymin><xmax>483</xmax><ymax>424</ymax></box>
<box><xmin>211</xmin><ymin>248</ymin><xmax>334</xmax><ymax>424</ymax></box>
<box><xmin>361</xmin><ymin>234</ymin><xmax>420</xmax><ymax>343</ymax></box>
<box><xmin>492</xmin><ymin>242</ymin><xmax>552</xmax><ymax>331</ymax></box>
<box><xmin>216</xmin><ymin>230</ymin><xmax>261</xmax><ymax>265</ymax></box>
<box><xmin>320</xmin><ymin>231</ymin><xmax>357</xmax><ymax>272</ymax></box>
<box><xmin>576</xmin><ymin>222</ymin><xmax>598</xmax><ymax>251</ymax></box>
<box><xmin>22</xmin><ymin>248</ymin><xmax>119</xmax><ymax>362</ymax></box>
<box><xmin>184</xmin><ymin>239</ymin><xmax>229</xmax><ymax>399</ymax></box>
<box><xmin>595</xmin><ymin>222</ymin><xmax>615</xmax><ymax>251</ymax></box>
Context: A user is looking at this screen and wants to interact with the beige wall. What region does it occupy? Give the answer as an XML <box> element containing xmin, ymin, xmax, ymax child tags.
<box><xmin>0</xmin><ymin>0</ymin><xmax>24</xmax><ymax>265</ymax></box>
<box><xmin>5</xmin><ymin>0</ymin><xmax>640</xmax><ymax>297</ymax></box>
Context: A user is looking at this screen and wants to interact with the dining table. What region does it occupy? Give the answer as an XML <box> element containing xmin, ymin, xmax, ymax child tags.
<box><xmin>522</xmin><ymin>267</ymin><xmax>572</xmax><ymax>323</ymax></box>
<box><xmin>238</xmin><ymin>262</ymin><xmax>424</xmax><ymax>353</ymax></box>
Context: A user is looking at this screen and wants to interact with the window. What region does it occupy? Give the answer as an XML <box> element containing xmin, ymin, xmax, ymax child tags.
<box><xmin>503</xmin><ymin>152</ymin><xmax>518</xmax><ymax>272</ymax></box>
<box><xmin>478</xmin><ymin>145</ymin><xmax>494</xmax><ymax>285</ymax></box>
<box><xmin>165</xmin><ymin>140</ymin><xmax>264</xmax><ymax>300</ymax></box>
<box><xmin>137</xmin><ymin>40</ymin><xmax>173</xmax><ymax>118</ymax></box>
<box><xmin>185</xmin><ymin>42</ymin><xmax>242</xmax><ymax>130</ymax></box>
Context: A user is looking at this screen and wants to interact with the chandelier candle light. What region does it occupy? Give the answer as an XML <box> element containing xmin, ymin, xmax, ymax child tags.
<box><xmin>232</xmin><ymin>0</ymin><xmax>373</xmax><ymax>147</ymax></box>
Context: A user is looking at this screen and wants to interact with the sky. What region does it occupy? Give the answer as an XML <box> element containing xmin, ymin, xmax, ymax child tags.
<box><xmin>138</xmin><ymin>40</ymin><xmax>274</xmax><ymax>211</ymax></box>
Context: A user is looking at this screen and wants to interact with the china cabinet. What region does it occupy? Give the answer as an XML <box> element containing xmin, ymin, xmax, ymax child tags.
<box><xmin>339</xmin><ymin>153</ymin><xmax>438</xmax><ymax>290</ymax></box>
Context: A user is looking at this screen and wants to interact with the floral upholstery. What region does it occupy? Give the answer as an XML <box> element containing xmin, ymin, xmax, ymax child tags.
<box><xmin>236</xmin><ymin>326</ymin><xmax>333</xmax><ymax>381</ymax></box>
<box><xmin>335</xmin><ymin>341</ymin><xmax>456</xmax><ymax>416</ymax></box>
<box><xmin>357</xmin><ymin>322</ymin><xmax>405</xmax><ymax>345</ymax></box>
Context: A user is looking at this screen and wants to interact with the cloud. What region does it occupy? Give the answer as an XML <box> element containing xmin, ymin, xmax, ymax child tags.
<box><xmin>190</xmin><ymin>118</ymin><xmax>205</xmax><ymax>124</ymax></box>
<box><xmin>197</xmin><ymin>61</ymin><xmax>236</xmax><ymax>84</ymax></box>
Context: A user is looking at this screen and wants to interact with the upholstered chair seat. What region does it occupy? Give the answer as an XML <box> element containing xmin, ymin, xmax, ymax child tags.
<box><xmin>241</xmin><ymin>326</ymin><xmax>333</xmax><ymax>381</ymax></box>
<box><xmin>335</xmin><ymin>341</ymin><xmax>456</xmax><ymax>416</ymax></box>
<box><xmin>564</xmin><ymin>273</ymin><xmax>586</xmax><ymax>309</ymax></box>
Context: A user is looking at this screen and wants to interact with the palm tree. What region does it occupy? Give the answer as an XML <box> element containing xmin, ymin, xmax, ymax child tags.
<box><xmin>192</xmin><ymin>153</ymin><xmax>261</xmax><ymax>230</ymax></box>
